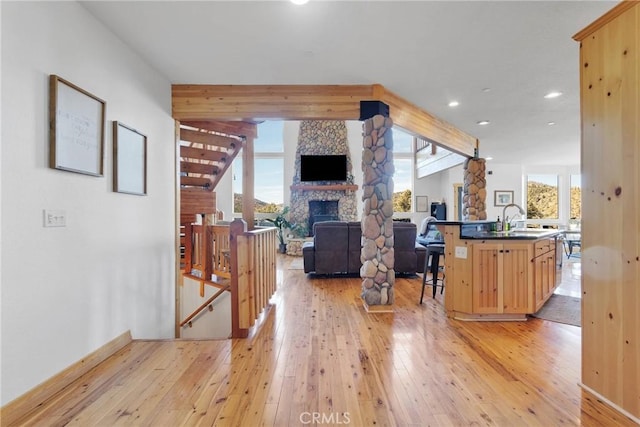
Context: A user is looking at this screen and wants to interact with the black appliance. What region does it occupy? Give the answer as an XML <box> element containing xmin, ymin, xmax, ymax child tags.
<box><xmin>300</xmin><ymin>155</ymin><xmax>347</xmax><ymax>181</ymax></box>
<box><xmin>430</xmin><ymin>203</ymin><xmax>447</xmax><ymax>220</ymax></box>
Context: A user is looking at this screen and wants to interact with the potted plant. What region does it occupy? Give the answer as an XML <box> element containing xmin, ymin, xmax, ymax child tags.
<box><xmin>264</xmin><ymin>206</ymin><xmax>295</xmax><ymax>253</ymax></box>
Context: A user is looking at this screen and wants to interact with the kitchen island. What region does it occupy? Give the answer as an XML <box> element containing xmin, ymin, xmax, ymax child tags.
<box><xmin>435</xmin><ymin>221</ymin><xmax>561</xmax><ymax>321</ymax></box>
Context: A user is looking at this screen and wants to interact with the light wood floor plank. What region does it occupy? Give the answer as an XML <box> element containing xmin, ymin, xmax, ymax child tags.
<box><xmin>11</xmin><ymin>257</ymin><xmax>638</xmax><ymax>426</ymax></box>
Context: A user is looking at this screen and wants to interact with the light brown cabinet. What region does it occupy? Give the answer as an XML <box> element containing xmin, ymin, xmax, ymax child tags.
<box><xmin>532</xmin><ymin>238</ymin><xmax>556</xmax><ymax>312</ymax></box>
<box><xmin>472</xmin><ymin>243</ymin><xmax>533</xmax><ymax>314</ymax></box>
<box><xmin>439</xmin><ymin>223</ymin><xmax>561</xmax><ymax>321</ymax></box>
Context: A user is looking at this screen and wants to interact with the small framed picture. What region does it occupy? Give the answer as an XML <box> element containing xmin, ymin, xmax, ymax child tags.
<box><xmin>416</xmin><ymin>196</ymin><xmax>428</xmax><ymax>212</ymax></box>
<box><xmin>494</xmin><ymin>190</ymin><xmax>514</xmax><ymax>206</ymax></box>
<box><xmin>113</xmin><ymin>121</ymin><xmax>147</xmax><ymax>196</ymax></box>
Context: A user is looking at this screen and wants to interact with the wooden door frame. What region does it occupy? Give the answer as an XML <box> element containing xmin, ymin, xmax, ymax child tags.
<box><xmin>453</xmin><ymin>183</ymin><xmax>463</xmax><ymax>221</ymax></box>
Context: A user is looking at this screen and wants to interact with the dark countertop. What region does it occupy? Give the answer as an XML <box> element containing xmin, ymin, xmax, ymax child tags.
<box><xmin>461</xmin><ymin>229</ymin><xmax>562</xmax><ymax>240</ymax></box>
<box><xmin>431</xmin><ymin>221</ymin><xmax>562</xmax><ymax>240</ymax></box>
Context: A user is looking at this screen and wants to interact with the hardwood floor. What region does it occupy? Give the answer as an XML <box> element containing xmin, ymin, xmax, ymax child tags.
<box><xmin>13</xmin><ymin>255</ymin><xmax>635</xmax><ymax>426</ymax></box>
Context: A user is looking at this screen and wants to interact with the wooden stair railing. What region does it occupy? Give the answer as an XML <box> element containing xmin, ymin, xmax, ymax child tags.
<box><xmin>182</xmin><ymin>223</ymin><xmax>231</xmax><ymax>295</ymax></box>
<box><xmin>178</xmin><ymin>121</ymin><xmax>258</xmax><ymax>336</ymax></box>
<box><xmin>179</xmin><ymin>284</ymin><xmax>230</xmax><ymax>328</ymax></box>
<box><xmin>211</xmin><ymin>225</ymin><xmax>232</xmax><ymax>279</ymax></box>
<box><xmin>229</xmin><ymin>219</ymin><xmax>278</xmax><ymax>338</ymax></box>
<box><xmin>180</xmin><ymin>220</ymin><xmax>278</xmax><ymax>338</ymax></box>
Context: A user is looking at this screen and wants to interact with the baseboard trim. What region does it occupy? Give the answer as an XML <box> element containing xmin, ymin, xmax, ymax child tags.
<box><xmin>0</xmin><ymin>330</ymin><xmax>132</xmax><ymax>426</ymax></box>
<box><xmin>363</xmin><ymin>302</ymin><xmax>394</xmax><ymax>313</ymax></box>
<box><xmin>453</xmin><ymin>312</ymin><xmax>528</xmax><ymax>321</ymax></box>
<box><xmin>579</xmin><ymin>382</ymin><xmax>640</xmax><ymax>425</ymax></box>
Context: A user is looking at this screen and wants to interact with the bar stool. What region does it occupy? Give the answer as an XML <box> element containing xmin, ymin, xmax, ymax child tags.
<box><xmin>420</xmin><ymin>243</ymin><xmax>445</xmax><ymax>304</ymax></box>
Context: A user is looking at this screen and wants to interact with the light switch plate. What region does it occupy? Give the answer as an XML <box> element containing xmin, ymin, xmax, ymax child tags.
<box><xmin>455</xmin><ymin>246</ymin><xmax>467</xmax><ymax>259</ymax></box>
<box><xmin>44</xmin><ymin>209</ymin><xmax>66</xmax><ymax>227</ymax></box>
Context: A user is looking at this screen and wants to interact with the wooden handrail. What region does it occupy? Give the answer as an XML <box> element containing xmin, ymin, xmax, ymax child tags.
<box><xmin>180</xmin><ymin>284</ymin><xmax>230</xmax><ymax>327</ymax></box>
<box><xmin>230</xmin><ymin>219</ymin><xmax>278</xmax><ymax>338</ymax></box>
<box><xmin>181</xmin><ymin>220</ymin><xmax>276</xmax><ymax>337</ymax></box>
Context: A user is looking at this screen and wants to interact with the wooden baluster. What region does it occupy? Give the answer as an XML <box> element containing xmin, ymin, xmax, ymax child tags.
<box><xmin>230</xmin><ymin>218</ymin><xmax>249</xmax><ymax>338</ymax></box>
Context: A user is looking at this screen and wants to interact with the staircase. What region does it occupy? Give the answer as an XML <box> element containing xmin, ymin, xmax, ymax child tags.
<box><xmin>178</xmin><ymin>121</ymin><xmax>247</xmax><ymax>337</ymax></box>
<box><xmin>179</xmin><ymin>121</ymin><xmax>244</xmax><ymax>225</ymax></box>
<box><xmin>178</xmin><ymin>120</ymin><xmax>277</xmax><ymax>339</ymax></box>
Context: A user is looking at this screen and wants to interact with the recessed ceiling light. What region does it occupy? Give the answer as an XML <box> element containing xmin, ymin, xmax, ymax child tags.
<box><xmin>485</xmin><ymin>156</ymin><xmax>494</xmax><ymax>161</ymax></box>
<box><xmin>482</xmin><ymin>88</ymin><xmax>491</xmax><ymax>92</ymax></box>
<box><xmin>448</xmin><ymin>101</ymin><xmax>459</xmax><ymax>107</ymax></box>
<box><xmin>544</xmin><ymin>91</ymin><xmax>563</xmax><ymax>99</ymax></box>
<box><xmin>477</xmin><ymin>120</ymin><xmax>490</xmax><ymax>126</ymax></box>
<box><xmin>548</xmin><ymin>121</ymin><xmax>556</xmax><ymax>126</ymax></box>
<box><xmin>290</xmin><ymin>0</ymin><xmax>309</xmax><ymax>4</ymax></box>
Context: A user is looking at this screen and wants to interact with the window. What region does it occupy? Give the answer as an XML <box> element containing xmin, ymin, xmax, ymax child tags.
<box><xmin>254</xmin><ymin>120</ymin><xmax>283</xmax><ymax>153</ymax></box>
<box><xmin>392</xmin><ymin>128</ymin><xmax>414</xmax><ymax>212</ymax></box>
<box><xmin>570</xmin><ymin>174</ymin><xmax>581</xmax><ymax>220</ymax></box>
<box><xmin>526</xmin><ymin>174</ymin><xmax>558</xmax><ymax>219</ymax></box>
<box><xmin>233</xmin><ymin>121</ymin><xmax>285</xmax><ymax>213</ymax></box>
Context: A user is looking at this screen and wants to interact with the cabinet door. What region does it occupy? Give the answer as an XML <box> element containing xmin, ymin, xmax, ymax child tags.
<box><xmin>472</xmin><ymin>244</ymin><xmax>502</xmax><ymax>313</ymax></box>
<box><xmin>533</xmin><ymin>248</ymin><xmax>558</xmax><ymax>310</ymax></box>
<box><xmin>533</xmin><ymin>255</ymin><xmax>546</xmax><ymax>312</ymax></box>
<box><xmin>502</xmin><ymin>244</ymin><xmax>532</xmax><ymax>313</ymax></box>
<box><xmin>542</xmin><ymin>251</ymin><xmax>556</xmax><ymax>300</ymax></box>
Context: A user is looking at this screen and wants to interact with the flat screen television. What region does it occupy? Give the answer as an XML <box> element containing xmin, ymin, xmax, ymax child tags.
<box><xmin>300</xmin><ymin>155</ymin><xmax>347</xmax><ymax>182</ymax></box>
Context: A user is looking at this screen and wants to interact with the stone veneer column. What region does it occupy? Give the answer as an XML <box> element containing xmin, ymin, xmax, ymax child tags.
<box><xmin>462</xmin><ymin>157</ymin><xmax>487</xmax><ymax>221</ymax></box>
<box><xmin>360</xmin><ymin>115</ymin><xmax>395</xmax><ymax>307</ymax></box>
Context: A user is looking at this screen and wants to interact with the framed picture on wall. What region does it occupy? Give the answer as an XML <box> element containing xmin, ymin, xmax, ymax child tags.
<box><xmin>494</xmin><ymin>190</ymin><xmax>514</xmax><ymax>206</ymax></box>
<box><xmin>113</xmin><ymin>121</ymin><xmax>147</xmax><ymax>196</ymax></box>
<box><xmin>416</xmin><ymin>196</ymin><xmax>428</xmax><ymax>212</ymax></box>
<box><xmin>49</xmin><ymin>75</ymin><xmax>106</xmax><ymax>176</ymax></box>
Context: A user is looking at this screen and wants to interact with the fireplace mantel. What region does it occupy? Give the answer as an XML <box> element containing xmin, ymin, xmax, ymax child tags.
<box><xmin>290</xmin><ymin>184</ymin><xmax>358</xmax><ymax>192</ymax></box>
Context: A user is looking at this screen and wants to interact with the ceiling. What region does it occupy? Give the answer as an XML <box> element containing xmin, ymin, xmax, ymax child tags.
<box><xmin>80</xmin><ymin>0</ymin><xmax>616</xmax><ymax>165</ymax></box>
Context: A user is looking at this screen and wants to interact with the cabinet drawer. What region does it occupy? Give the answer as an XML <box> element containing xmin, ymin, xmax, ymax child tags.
<box><xmin>534</xmin><ymin>239</ymin><xmax>553</xmax><ymax>255</ymax></box>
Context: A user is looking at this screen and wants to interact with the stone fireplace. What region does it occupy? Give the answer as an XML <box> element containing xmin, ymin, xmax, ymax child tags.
<box><xmin>289</xmin><ymin>121</ymin><xmax>358</xmax><ymax>234</ymax></box>
<box><xmin>308</xmin><ymin>200</ymin><xmax>339</xmax><ymax>235</ymax></box>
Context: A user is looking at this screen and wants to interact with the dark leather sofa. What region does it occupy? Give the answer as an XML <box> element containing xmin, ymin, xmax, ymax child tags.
<box><xmin>302</xmin><ymin>221</ymin><xmax>426</xmax><ymax>275</ymax></box>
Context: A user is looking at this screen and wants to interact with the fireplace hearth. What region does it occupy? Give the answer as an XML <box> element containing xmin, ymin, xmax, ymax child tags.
<box><xmin>308</xmin><ymin>200</ymin><xmax>339</xmax><ymax>235</ymax></box>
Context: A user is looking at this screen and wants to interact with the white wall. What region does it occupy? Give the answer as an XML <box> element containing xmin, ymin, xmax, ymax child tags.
<box><xmin>1</xmin><ymin>2</ymin><xmax>175</xmax><ymax>405</ymax></box>
<box><xmin>484</xmin><ymin>163</ymin><xmax>525</xmax><ymax>221</ymax></box>
<box><xmin>180</xmin><ymin>277</ymin><xmax>231</xmax><ymax>340</ymax></box>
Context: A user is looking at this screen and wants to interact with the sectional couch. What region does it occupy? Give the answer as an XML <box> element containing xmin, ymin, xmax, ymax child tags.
<box><xmin>302</xmin><ymin>221</ymin><xmax>426</xmax><ymax>275</ymax></box>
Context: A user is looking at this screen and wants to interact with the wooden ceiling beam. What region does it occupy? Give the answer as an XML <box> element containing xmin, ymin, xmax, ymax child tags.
<box><xmin>172</xmin><ymin>84</ymin><xmax>478</xmax><ymax>158</ymax></box>
<box><xmin>376</xmin><ymin>85</ymin><xmax>478</xmax><ymax>158</ymax></box>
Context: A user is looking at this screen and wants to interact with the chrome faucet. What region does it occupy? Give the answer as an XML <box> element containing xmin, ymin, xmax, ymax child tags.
<box><xmin>502</xmin><ymin>203</ymin><xmax>526</xmax><ymax>228</ymax></box>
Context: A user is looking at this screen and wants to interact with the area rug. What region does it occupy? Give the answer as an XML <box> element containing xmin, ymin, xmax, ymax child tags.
<box><xmin>531</xmin><ymin>294</ymin><xmax>581</xmax><ymax>327</ymax></box>
<box><xmin>288</xmin><ymin>258</ymin><xmax>304</xmax><ymax>270</ymax></box>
